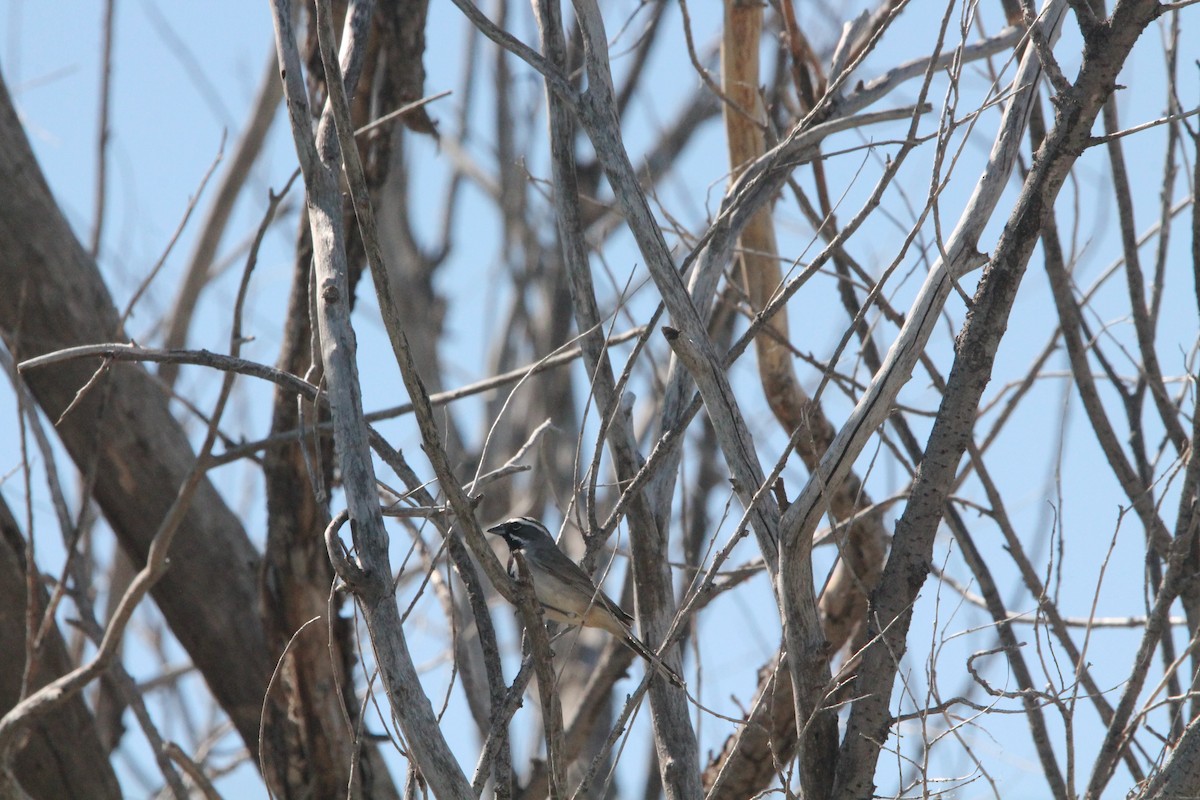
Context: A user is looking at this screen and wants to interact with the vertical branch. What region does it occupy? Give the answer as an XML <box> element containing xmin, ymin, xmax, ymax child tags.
<box><xmin>662</xmin><ymin>326</ymin><xmax>834</xmax><ymax>798</ymax></box>
<box><xmin>306</xmin><ymin>0</ymin><xmax>510</xmax><ymax>596</ymax></box>
<box><xmin>89</xmin><ymin>0</ymin><xmax>117</xmax><ymax>259</ymax></box>
<box><xmin>564</xmin><ymin>1</ymin><xmax>866</xmax><ymax>793</ymax></box>
<box><xmin>567</xmin><ymin>0</ymin><xmax>788</xmax><ymax>588</ymax></box>
<box><xmin>511</xmin><ymin>554</ymin><xmax>566</xmax><ymax>799</ymax></box>
<box><xmin>267</xmin><ymin>1</ymin><xmax>474</xmax><ymax>795</ymax></box>
<box><xmin>719</xmin><ymin>3</ymin><xmax>890</xmax><ymax>781</ymax></box>
<box><xmin>530</xmin><ymin>2</ymin><xmax>699</xmax><ymax>797</ymax></box>
<box><xmin>1183</xmin><ymin>98</ymin><xmax>1200</xmax><ymax>727</ymax></box>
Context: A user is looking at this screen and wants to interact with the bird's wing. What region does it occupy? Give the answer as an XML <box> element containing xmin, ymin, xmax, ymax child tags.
<box><xmin>535</xmin><ymin>549</ymin><xmax>635</xmax><ymax>631</ymax></box>
<box><xmin>557</xmin><ymin>556</ymin><xmax>635</xmax><ymax>628</ymax></box>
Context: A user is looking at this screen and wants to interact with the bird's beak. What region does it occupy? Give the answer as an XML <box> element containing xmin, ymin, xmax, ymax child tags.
<box><xmin>486</xmin><ymin>523</ymin><xmax>504</xmax><ymax>535</ymax></box>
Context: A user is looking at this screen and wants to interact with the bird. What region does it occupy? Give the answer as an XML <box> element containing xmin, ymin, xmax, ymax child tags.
<box><xmin>487</xmin><ymin>516</ymin><xmax>684</xmax><ymax>688</ymax></box>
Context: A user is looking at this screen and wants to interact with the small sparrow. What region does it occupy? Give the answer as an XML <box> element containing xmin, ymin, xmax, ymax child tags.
<box><xmin>488</xmin><ymin>516</ymin><xmax>684</xmax><ymax>688</ymax></box>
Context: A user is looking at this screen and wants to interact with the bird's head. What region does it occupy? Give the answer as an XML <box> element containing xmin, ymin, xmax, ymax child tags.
<box><xmin>487</xmin><ymin>516</ymin><xmax>552</xmax><ymax>553</ymax></box>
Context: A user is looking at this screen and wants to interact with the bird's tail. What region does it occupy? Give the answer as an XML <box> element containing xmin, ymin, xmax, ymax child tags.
<box><xmin>621</xmin><ymin>633</ymin><xmax>685</xmax><ymax>688</ymax></box>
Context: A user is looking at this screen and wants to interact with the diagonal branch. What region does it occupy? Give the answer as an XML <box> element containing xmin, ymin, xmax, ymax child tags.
<box><xmin>776</xmin><ymin>0</ymin><xmax>1067</xmax><ymax>574</ymax></box>
<box><xmin>830</xmin><ymin>0</ymin><xmax>1165</xmax><ymax>794</ymax></box>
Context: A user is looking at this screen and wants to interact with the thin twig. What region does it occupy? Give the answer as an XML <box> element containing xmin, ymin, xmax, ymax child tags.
<box><xmin>88</xmin><ymin>0</ymin><xmax>117</xmax><ymax>259</ymax></box>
